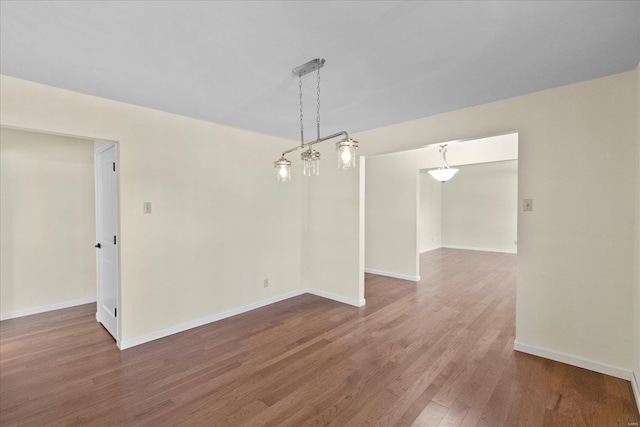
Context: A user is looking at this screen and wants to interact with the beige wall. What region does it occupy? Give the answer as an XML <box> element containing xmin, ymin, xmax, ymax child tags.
<box><xmin>1</xmin><ymin>128</ymin><xmax>96</xmax><ymax>316</ymax></box>
<box><xmin>302</xmin><ymin>160</ymin><xmax>364</xmax><ymax>304</ymax></box>
<box><xmin>419</xmin><ymin>172</ymin><xmax>441</xmax><ymax>253</ymax></box>
<box><xmin>337</xmin><ymin>71</ymin><xmax>636</xmax><ymax>373</ymax></box>
<box><xmin>365</xmin><ymin>150</ymin><xmax>423</xmax><ymax>278</ymax></box>
<box><xmin>634</xmin><ymin>64</ymin><xmax>640</xmax><ymax>387</ymax></box>
<box><xmin>1</xmin><ymin>69</ymin><xmax>637</xmax><ymax>379</ymax></box>
<box><xmin>441</xmin><ymin>160</ymin><xmax>518</xmax><ymax>254</ymax></box>
<box><xmin>0</xmin><ymin>75</ymin><xmax>303</xmax><ymax>343</ymax></box>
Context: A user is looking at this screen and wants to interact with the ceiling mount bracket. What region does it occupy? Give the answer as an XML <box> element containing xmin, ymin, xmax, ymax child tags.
<box><xmin>292</xmin><ymin>58</ymin><xmax>326</xmax><ymax>77</ymax></box>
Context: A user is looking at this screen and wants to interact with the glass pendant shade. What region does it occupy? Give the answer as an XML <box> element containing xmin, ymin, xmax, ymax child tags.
<box><xmin>301</xmin><ymin>149</ymin><xmax>321</xmax><ymax>176</ymax></box>
<box><xmin>336</xmin><ymin>138</ymin><xmax>359</xmax><ymax>169</ymax></box>
<box><xmin>428</xmin><ymin>167</ymin><xmax>459</xmax><ymax>182</ymax></box>
<box><xmin>274</xmin><ymin>157</ymin><xmax>291</xmax><ymax>182</ymax></box>
<box><xmin>428</xmin><ymin>144</ymin><xmax>458</xmax><ymax>183</ymax></box>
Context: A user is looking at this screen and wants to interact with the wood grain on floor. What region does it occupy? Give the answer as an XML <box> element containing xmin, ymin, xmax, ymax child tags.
<box><xmin>1</xmin><ymin>249</ymin><xmax>638</xmax><ymax>426</ymax></box>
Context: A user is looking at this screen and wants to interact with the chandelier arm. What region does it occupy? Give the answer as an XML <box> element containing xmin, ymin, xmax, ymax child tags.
<box><xmin>281</xmin><ymin>131</ymin><xmax>350</xmax><ymax>156</ymax></box>
<box><xmin>307</xmin><ymin>130</ymin><xmax>349</xmax><ymax>147</ymax></box>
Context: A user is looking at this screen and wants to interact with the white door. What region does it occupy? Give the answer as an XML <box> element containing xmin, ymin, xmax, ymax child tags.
<box><xmin>95</xmin><ymin>143</ymin><xmax>119</xmax><ymax>341</ymax></box>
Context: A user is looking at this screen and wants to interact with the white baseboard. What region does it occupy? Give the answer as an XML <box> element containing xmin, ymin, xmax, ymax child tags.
<box><xmin>119</xmin><ymin>288</ymin><xmax>366</xmax><ymax>350</ymax></box>
<box><xmin>0</xmin><ymin>296</ymin><xmax>97</xmax><ymax>321</ymax></box>
<box><xmin>514</xmin><ymin>341</ymin><xmax>631</xmax><ymax>381</ymax></box>
<box><xmin>419</xmin><ymin>246</ymin><xmax>442</xmax><ymax>254</ymax></box>
<box><xmin>306</xmin><ymin>288</ymin><xmax>366</xmax><ymax>307</ymax></box>
<box><xmin>120</xmin><ymin>289</ymin><xmax>307</xmax><ymax>350</ymax></box>
<box><xmin>364</xmin><ymin>268</ymin><xmax>420</xmax><ymax>282</ymax></box>
<box><xmin>632</xmin><ymin>371</ymin><xmax>640</xmax><ymax>414</ymax></box>
<box><xmin>442</xmin><ymin>245</ymin><xmax>517</xmax><ymax>254</ymax></box>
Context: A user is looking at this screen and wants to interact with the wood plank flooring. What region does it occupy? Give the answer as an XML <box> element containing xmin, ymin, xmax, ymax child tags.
<box><xmin>1</xmin><ymin>249</ymin><xmax>638</xmax><ymax>426</ymax></box>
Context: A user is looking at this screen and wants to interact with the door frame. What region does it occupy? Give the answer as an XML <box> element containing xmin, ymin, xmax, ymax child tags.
<box><xmin>94</xmin><ymin>141</ymin><xmax>121</xmax><ymax>346</ymax></box>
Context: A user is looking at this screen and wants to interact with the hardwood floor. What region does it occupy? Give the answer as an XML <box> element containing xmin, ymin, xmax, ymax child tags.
<box><xmin>1</xmin><ymin>249</ymin><xmax>638</xmax><ymax>426</ymax></box>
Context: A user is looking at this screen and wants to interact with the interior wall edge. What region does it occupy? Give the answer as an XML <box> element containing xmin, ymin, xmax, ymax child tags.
<box><xmin>441</xmin><ymin>245</ymin><xmax>517</xmax><ymax>255</ymax></box>
<box><xmin>633</xmin><ymin>61</ymin><xmax>640</xmax><ymax>411</ymax></box>
<box><xmin>119</xmin><ymin>289</ymin><xmax>364</xmax><ymax>350</ymax></box>
<box><xmin>0</xmin><ymin>296</ymin><xmax>97</xmax><ymax>321</ymax></box>
<box><xmin>363</xmin><ymin>269</ymin><xmax>420</xmax><ymax>282</ymax></box>
<box><xmin>514</xmin><ymin>340</ymin><xmax>632</xmax><ymax>381</ymax></box>
<box><xmin>419</xmin><ymin>247</ymin><xmax>443</xmax><ymax>254</ymax></box>
<box><xmin>632</xmin><ymin>371</ymin><xmax>640</xmax><ymax>416</ymax></box>
<box><xmin>305</xmin><ymin>288</ymin><xmax>366</xmax><ymax>307</ymax></box>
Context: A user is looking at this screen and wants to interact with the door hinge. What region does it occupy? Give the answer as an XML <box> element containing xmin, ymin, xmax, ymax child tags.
<box><xmin>113</xmin><ymin>162</ymin><xmax>116</xmax><ymax>172</ymax></box>
<box><xmin>115</xmin><ymin>308</ymin><xmax>117</xmax><ymax>317</ymax></box>
<box><xmin>113</xmin><ymin>235</ymin><xmax>117</xmax><ymax>245</ymax></box>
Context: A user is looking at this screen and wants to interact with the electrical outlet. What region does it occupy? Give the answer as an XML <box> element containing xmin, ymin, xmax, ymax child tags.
<box><xmin>263</xmin><ymin>279</ymin><xmax>269</xmax><ymax>288</ymax></box>
<box><xmin>143</xmin><ymin>202</ymin><xmax>152</xmax><ymax>214</ymax></box>
<box><xmin>523</xmin><ymin>199</ymin><xmax>533</xmax><ymax>212</ymax></box>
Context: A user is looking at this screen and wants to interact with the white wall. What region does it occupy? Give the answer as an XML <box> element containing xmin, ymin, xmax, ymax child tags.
<box><xmin>441</xmin><ymin>160</ymin><xmax>518</xmax><ymax>253</ymax></box>
<box><xmin>1</xmin><ymin>127</ymin><xmax>96</xmax><ymax>316</ymax></box>
<box><xmin>0</xmin><ymin>75</ymin><xmax>303</xmax><ymax>344</ymax></box>
<box><xmin>419</xmin><ymin>172</ymin><xmax>441</xmax><ymax>252</ymax></box>
<box><xmin>1</xmin><ymin>70</ymin><xmax>637</xmax><ymax>382</ymax></box>
<box><xmin>366</xmin><ymin>134</ymin><xmax>518</xmax><ymax>279</ymax></box>
<box><xmin>301</xmin><ymin>159</ymin><xmax>365</xmax><ymax>306</ymax></box>
<box><xmin>337</xmin><ymin>71</ymin><xmax>636</xmax><ymax>375</ymax></box>
<box><xmin>365</xmin><ymin>150</ymin><xmax>422</xmax><ymax>280</ymax></box>
<box><xmin>634</xmin><ymin>64</ymin><xmax>640</xmax><ymax>395</ymax></box>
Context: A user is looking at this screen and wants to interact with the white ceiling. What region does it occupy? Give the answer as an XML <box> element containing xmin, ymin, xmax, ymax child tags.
<box><xmin>1</xmin><ymin>1</ymin><xmax>638</xmax><ymax>141</ymax></box>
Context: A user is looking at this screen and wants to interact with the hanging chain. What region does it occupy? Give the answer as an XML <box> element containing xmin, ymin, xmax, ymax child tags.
<box><xmin>299</xmin><ymin>75</ymin><xmax>304</xmax><ymax>146</ymax></box>
<box><xmin>298</xmin><ymin>65</ymin><xmax>321</xmax><ymax>147</ymax></box>
<box><xmin>316</xmin><ymin>67</ymin><xmax>321</xmax><ymax>142</ymax></box>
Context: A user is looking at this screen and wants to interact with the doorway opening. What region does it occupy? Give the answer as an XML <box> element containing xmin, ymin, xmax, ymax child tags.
<box><xmin>0</xmin><ymin>126</ymin><xmax>120</xmax><ymax>344</ymax></box>
<box><xmin>363</xmin><ymin>132</ymin><xmax>518</xmax><ymax>282</ymax></box>
<box><xmin>419</xmin><ymin>160</ymin><xmax>518</xmax><ymax>256</ymax></box>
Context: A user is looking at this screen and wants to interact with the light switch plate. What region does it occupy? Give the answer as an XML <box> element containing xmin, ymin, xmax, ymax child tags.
<box><xmin>143</xmin><ymin>202</ymin><xmax>152</xmax><ymax>214</ymax></box>
<box><xmin>523</xmin><ymin>199</ymin><xmax>533</xmax><ymax>211</ymax></box>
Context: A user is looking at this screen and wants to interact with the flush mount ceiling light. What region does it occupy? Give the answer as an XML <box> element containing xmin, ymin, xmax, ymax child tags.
<box><xmin>274</xmin><ymin>58</ymin><xmax>359</xmax><ymax>182</ymax></box>
<box><xmin>428</xmin><ymin>144</ymin><xmax>459</xmax><ymax>183</ymax></box>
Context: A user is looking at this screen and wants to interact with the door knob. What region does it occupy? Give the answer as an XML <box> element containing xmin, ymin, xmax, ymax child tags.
<box><xmin>95</xmin><ymin>243</ymin><xmax>101</xmax><ymax>248</ymax></box>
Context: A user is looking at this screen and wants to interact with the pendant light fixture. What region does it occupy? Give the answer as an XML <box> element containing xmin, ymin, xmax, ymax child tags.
<box><xmin>428</xmin><ymin>144</ymin><xmax>459</xmax><ymax>182</ymax></box>
<box><xmin>274</xmin><ymin>156</ymin><xmax>292</xmax><ymax>182</ymax></box>
<box><xmin>336</xmin><ymin>138</ymin><xmax>358</xmax><ymax>169</ymax></box>
<box><xmin>274</xmin><ymin>58</ymin><xmax>359</xmax><ymax>181</ymax></box>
